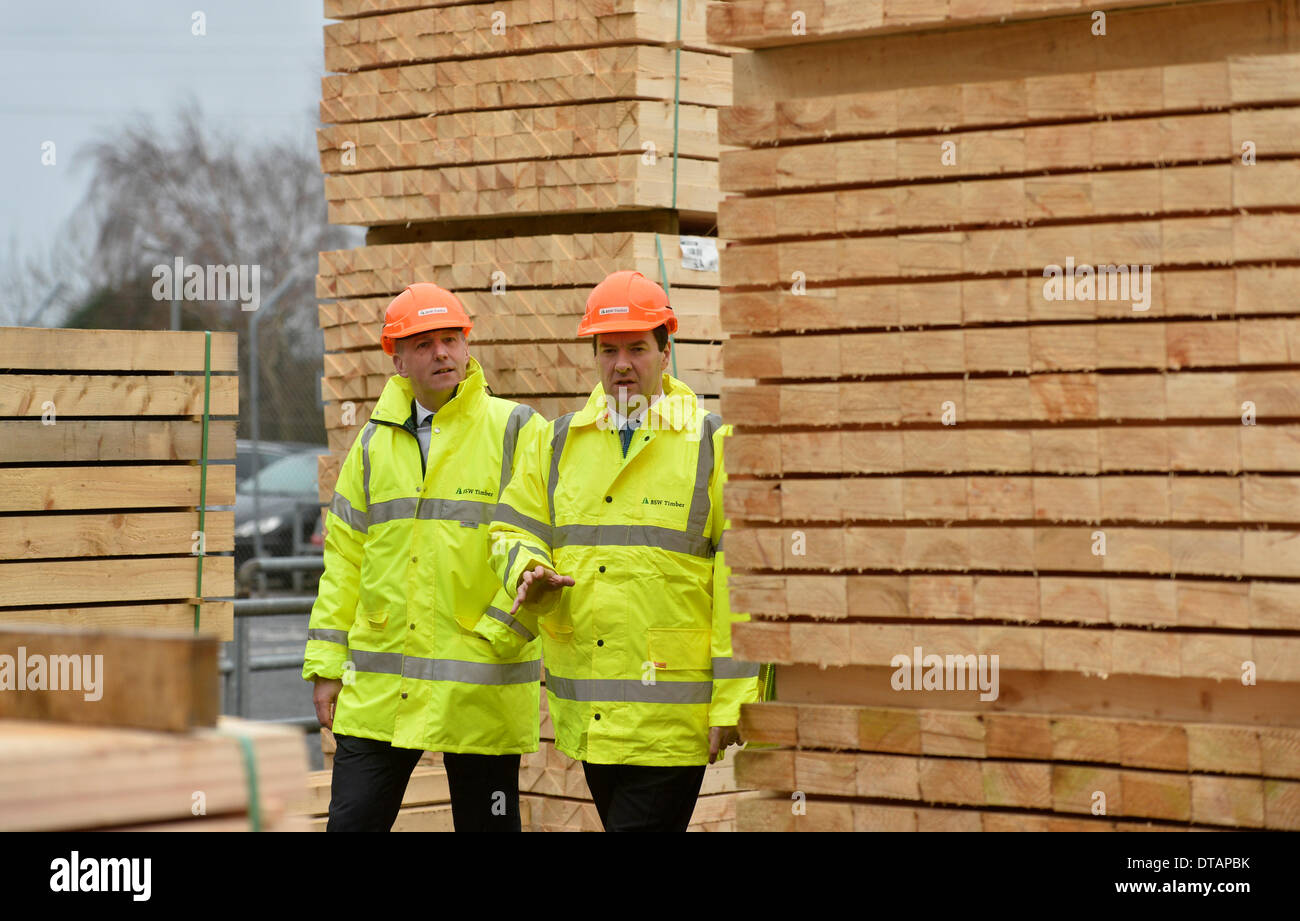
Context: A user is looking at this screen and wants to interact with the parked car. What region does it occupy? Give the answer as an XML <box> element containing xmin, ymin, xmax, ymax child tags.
<box><xmin>234</xmin><ymin>439</ymin><xmax>323</xmax><ymax>486</ymax></box>
<box><xmin>235</xmin><ymin>449</ymin><xmax>324</xmax><ymax>569</ymax></box>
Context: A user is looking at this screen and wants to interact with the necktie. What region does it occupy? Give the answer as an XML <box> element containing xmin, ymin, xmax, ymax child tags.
<box><xmin>619</xmin><ymin>421</ymin><xmax>637</xmax><ymax>457</ymax></box>
<box><xmin>416</xmin><ymin>414</ymin><xmax>431</xmax><ymax>466</ymax></box>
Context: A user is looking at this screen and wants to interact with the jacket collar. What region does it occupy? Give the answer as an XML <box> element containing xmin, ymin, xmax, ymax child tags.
<box><xmin>371</xmin><ymin>356</ymin><xmax>487</xmax><ymax>428</ymax></box>
<box><xmin>573</xmin><ymin>372</ymin><xmax>701</xmax><ymax>432</ymax></box>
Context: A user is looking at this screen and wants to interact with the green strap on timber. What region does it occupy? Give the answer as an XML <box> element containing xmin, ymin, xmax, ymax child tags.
<box><xmin>194</xmin><ymin>330</ymin><xmax>212</xmax><ymax>633</ymax></box>
<box><xmin>670</xmin><ymin>0</ymin><xmax>682</xmax><ymax>211</ymax></box>
<box><xmin>655</xmin><ymin>0</ymin><xmax>684</xmax><ymax>380</ymax></box>
<box><xmin>653</xmin><ymin>234</ymin><xmax>679</xmax><ymax>379</ymax></box>
<box><xmin>761</xmin><ymin>662</ymin><xmax>777</xmax><ymax>702</ymax></box>
<box><xmin>220</xmin><ymin>728</ymin><xmax>263</xmax><ymax>832</ymax></box>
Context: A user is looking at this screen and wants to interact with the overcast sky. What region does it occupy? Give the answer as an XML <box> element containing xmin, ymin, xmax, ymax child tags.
<box><xmin>0</xmin><ymin>0</ymin><xmax>327</xmax><ymax>266</ymax></box>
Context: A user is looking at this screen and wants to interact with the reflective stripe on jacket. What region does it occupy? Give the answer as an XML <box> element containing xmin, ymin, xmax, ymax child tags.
<box><xmin>480</xmin><ymin>373</ymin><xmax>762</xmax><ymax>766</ymax></box>
<box><xmin>303</xmin><ymin>358</ymin><xmax>547</xmax><ymax>754</ymax></box>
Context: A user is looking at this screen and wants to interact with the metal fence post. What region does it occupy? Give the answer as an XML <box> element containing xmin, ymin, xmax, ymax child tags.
<box><xmin>235</xmin><ymin>612</ymin><xmax>251</xmax><ymax>718</ymax></box>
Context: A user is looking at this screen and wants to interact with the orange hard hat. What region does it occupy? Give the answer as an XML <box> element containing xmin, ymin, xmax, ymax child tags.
<box><xmin>577</xmin><ymin>270</ymin><xmax>677</xmax><ymax>338</ymax></box>
<box><xmin>380</xmin><ymin>283</ymin><xmax>473</xmax><ymax>355</ymax></box>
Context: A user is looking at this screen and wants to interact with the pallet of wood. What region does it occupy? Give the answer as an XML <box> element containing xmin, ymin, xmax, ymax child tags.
<box><xmin>322</xmin><ymin>0</ymin><xmax>720</xmax><ymax>75</ymax></box>
<box><xmin>0</xmin><ymin>328</ymin><xmax>237</xmax><ymax>641</ymax></box>
<box><xmin>320</xmin><ymin>100</ymin><xmax>726</xmax><ymax>173</ymax></box>
<box><xmin>315</xmin><ymin>0</ymin><xmax>733</xmax><ymax>477</ymax></box>
<box><xmin>319</xmin><ymin>1</ymin><xmax>731</xmax><ymax>226</ymax></box>
<box><xmin>317</xmin><ymin>233</ymin><xmax>722</xmax><ymax>300</ymax></box>
<box><xmin>320</xmin><ymin>45</ymin><xmax>731</xmax><ymax>124</ymax></box>
<box><xmin>1</xmin><ymin>716</ymin><xmax>308</xmax><ymax>831</ymax></box>
<box><xmin>709</xmin><ymin>0</ymin><xmax>1300</xmax><ymax>831</ymax></box>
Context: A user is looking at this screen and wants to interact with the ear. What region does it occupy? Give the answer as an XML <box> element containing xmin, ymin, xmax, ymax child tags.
<box><xmin>391</xmin><ymin>342</ymin><xmax>407</xmax><ymax>377</ymax></box>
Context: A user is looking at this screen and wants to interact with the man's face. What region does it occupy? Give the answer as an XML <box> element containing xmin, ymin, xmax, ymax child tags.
<box><xmin>392</xmin><ymin>328</ymin><xmax>469</xmax><ymax>397</ymax></box>
<box><xmin>595</xmin><ymin>330</ymin><xmax>668</xmax><ymax>409</ymax></box>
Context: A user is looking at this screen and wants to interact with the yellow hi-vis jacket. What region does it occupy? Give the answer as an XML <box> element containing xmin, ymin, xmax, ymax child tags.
<box><xmin>303</xmin><ymin>358</ymin><xmax>547</xmax><ymax>754</ymax></box>
<box><xmin>478</xmin><ymin>373</ymin><xmax>762</xmax><ymax>766</ymax></box>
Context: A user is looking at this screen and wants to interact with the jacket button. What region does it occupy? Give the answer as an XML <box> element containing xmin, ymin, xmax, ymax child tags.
<box><xmin>598</xmin><ymin>565</ymin><xmax>606</xmax><ymax>573</ymax></box>
<box><xmin>409</xmin><ymin>624</ymin><xmax>415</xmax><ymax>630</ymax></box>
<box><xmin>434</xmin><ymin>427</ymin><xmax>441</xmax><ymax>434</ymax></box>
<box><xmin>605</xmin><ymin>495</ymin><xmax>612</xmax><ymax>503</ymax></box>
<box><xmin>401</xmin><ymin>692</ymin><xmax>408</xmax><ymax>699</ymax></box>
<box><xmin>411</xmin><ymin>556</ymin><xmax>417</xmax><ymax>563</ymax></box>
<box><xmin>594</xmin><ymin>713</ymin><xmax>601</xmax><ymax>721</ymax></box>
<box><xmin>596</xmin><ymin>639</ymin><xmax>604</xmax><ymax>647</ymax></box>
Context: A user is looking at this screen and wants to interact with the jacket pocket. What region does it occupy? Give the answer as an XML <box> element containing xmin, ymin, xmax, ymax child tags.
<box><xmin>453</xmin><ymin>607</ymin><xmax>502</xmax><ymax>646</ymax></box>
<box><xmin>350</xmin><ymin>608</ymin><xmax>389</xmax><ymax>640</ymax></box>
<box><xmin>539</xmin><ymin>610</ymin><xmax>574</xmax><ymax>644</ymax></box>
<box><xmin>647</xmin><ymin>628</ymin><xmax>711</xmax><ymax>671</ymax></box>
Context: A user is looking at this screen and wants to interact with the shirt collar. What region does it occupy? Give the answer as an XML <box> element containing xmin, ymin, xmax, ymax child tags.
<box><xmin>413</xmin><ymin>399</ymin><xmax>436</xmax><ymax>427</ymax></box>
<box><xmin>608</xmin><ymin>391</ymin><xmax>662</xmax><ymax>431</ymax></box>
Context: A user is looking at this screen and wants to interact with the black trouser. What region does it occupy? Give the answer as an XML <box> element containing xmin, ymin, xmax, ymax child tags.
<box><xmin>581</xmin><ymin>761</ymin><xmax>707</xmax><ymax>832</ymax></box>
<box><xmin>327</xmin><ymin>733</ymin><xmax>522</xmax><ymax>832</ymax></box>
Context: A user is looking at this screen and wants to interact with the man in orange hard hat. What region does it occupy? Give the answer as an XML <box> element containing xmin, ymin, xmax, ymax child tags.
<box><xmin>482</xmin><ymin>271</ymin><xmax>762</xmax><ymax>831</ymax></box>
<box><xmin>304</xmin><ymin>283</ymin><xmax>547</xmax><ymax>832</ymax></box>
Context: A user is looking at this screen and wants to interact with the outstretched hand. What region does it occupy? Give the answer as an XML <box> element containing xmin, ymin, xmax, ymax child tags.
<box><xmin>511</xmin><ymin>564</ymin><xmax>575</xmax><ymax>616</ymax></box>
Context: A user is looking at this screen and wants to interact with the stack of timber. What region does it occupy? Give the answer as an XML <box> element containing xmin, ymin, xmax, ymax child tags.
<box><xmin>0</xmin><ymin>328</ymin><xmax>236</xmax><ymax>641</ymax></box>
<box><xmin>2</xmin><ymin>718</ymin><xmax>309</xmax><ymax>832</ymax></box>
<box><xmin>0</xmin><ymin>627</ymin><xmax>306</xmax><ymax>831</ymax></box>
<box><xmin>315</xmin><ymin>0</ymin><xmax>736</xmax><ymax>509</ymax></box>
<box><xmin>709</xmin><ymin>0</ymin><xmax>1300</xmax><ymax>831</ymax></box>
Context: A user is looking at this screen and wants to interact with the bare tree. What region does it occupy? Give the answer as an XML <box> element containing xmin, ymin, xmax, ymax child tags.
<box><xmin>0</xmin><ymin>223</ymin><xmax>92</xmax><ymax>327</ymax></box>
<box><xmin>9</xmin><ymin>103</ymin><xmax>360</xmax><ymax>442</ymax></box>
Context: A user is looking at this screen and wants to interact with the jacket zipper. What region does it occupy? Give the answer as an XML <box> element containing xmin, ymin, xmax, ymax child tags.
<box><xmin>372</xmin><ymin>416</ymin><xmax>425</xmax><ymax>479</ymax></box>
